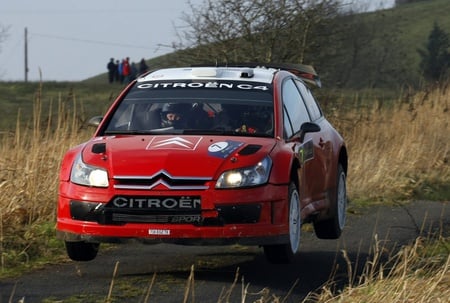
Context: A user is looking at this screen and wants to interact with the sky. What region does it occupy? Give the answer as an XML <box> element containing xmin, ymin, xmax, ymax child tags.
<box><xmin>0</xmin><ymin>0</ymin><xmax>395</xmax><ymax>82</ymax></box>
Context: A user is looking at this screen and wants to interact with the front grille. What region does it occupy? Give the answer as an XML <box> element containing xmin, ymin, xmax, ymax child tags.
<box><xmin>69</xmin><ymin>200</ymin><xmax>262</xmax><ymax>225</ymax></box>
<box><xmin>113</xmin><ymin>169</ymin><xmax>212</xmax><ymax>190</ymax></box>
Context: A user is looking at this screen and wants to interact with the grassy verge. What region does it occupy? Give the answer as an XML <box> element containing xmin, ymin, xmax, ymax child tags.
<box><xmin>0</xmin><ymin>81</ymin><xmax>122</xmax><ymax>130</ymax></box>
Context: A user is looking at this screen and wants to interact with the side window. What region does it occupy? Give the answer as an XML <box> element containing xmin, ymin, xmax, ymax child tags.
<box><xmin>283</xmin><ymin>110</ymin><xmax>292</xmax><ymax>138</ymax></box>
<box><xmin>282</xmin><ymin>79</ymin><xmax>311</xmax><ymax>138</ymax></box>
<box><xmin>295</xmin><ymin>79</ymin><xmax>322</xmax><ymax>121</ymax></box>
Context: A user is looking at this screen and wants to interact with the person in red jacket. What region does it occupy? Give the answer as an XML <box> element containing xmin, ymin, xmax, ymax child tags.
<box><xmin>122</xmin><ymin>57</ymin><xmax>131</xmax><ymax>83</ymax></box>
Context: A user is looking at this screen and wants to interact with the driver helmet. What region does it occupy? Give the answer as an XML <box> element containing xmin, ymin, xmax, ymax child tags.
<box><xmin>160</xmin><ymin>103</ymin><xmax>191</xmax><ymax>127</ymax></box>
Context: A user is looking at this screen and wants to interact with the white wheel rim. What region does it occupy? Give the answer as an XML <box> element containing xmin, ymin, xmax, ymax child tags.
<box><xmin>289</xmin><ymin>189</ymin><xmax>301</xmax><ymax>253</ymax></box>
<box><xmin>337</xmin><ymin>171</ymin><xmax>347</xmax><ymax>230</ymax></box>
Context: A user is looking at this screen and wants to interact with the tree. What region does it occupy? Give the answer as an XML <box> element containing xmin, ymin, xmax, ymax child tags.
<box><xmin>326</xmin><ymin>9</ymin><xmax>411</xmax><ymax>89</ymax></box>
<box><xmin>418</xmin><ymin>22</ymin><xmax>450</xmax><ymax>82</ymax></box>
<box><xmin>167</xmin><ymin>0</ymin><xmax>416</xmax><ymax>89</ymax></box>
<box><xmin>173</xmin><ymin>0</ymin><xmax>342</xmax><ymax>66</ymax></box>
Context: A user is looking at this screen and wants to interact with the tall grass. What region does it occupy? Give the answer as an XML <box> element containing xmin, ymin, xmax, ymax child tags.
<box><xmin>305</xmin><ymin>234</ymin><xmax>449</xmax><ymax>303</ymax></box>
<box><xmin>0</xmin><ymin>83</ymin><xmax>91</xmax><ymax>271</ymax></box>
<box><xmin>328</xmin><ymin>85</ymin><xmax>450</xmax><ymax>202</ymax></box>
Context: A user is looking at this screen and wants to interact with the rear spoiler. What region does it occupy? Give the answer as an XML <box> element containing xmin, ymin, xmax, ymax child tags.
<box><xmin>192</xmin><ymin>62</ymin><xmax>322</xmax><ymax>88</ymax></box>
<box><xmin>270</xmin><ymin>63</ymin><xmax>321</xmax><ymax>88</ymax></box>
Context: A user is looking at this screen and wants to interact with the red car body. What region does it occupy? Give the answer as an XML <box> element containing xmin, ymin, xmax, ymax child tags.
<box><xmin>56</xmin><ymin>64</ymin><xmax>348</xmax><ymax>263</ymax></box>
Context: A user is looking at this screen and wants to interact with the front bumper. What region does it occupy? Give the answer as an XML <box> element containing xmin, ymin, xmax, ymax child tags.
<box><xmin>57</xmin><ymin>182</ymin><xmax>289</xmax><ymax>246</ymax></box>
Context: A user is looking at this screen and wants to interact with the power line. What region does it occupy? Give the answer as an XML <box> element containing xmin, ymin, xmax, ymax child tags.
<box><xmin>31</xmin><ymin>32</ymin><xmax>155</xmax><ymax>50</ymax></box>
<box><xmin>0</xmin><ymin>8</ymin><xmax>176</xmax><ymax>15</ymax></box>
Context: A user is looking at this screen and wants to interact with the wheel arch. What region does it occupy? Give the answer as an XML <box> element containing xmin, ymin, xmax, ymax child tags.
<box><xmin>339</xmin><ymin>145</ymin><xmax>348</xmax><ymax>176</ymax></box>
<box><xmin>290</xmin><ymin>157</ymin><xmax>300</xmax><ymax>190</ymax></box>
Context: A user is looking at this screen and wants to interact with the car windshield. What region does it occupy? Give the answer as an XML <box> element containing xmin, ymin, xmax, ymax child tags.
<box><xmin>102</xmin><ymin>80</ymin><xmax>274</xmax><ymax>137</ymax></box>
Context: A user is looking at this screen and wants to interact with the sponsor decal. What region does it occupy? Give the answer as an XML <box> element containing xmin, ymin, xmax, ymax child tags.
<box><xmin>170</xmin><ymin>215</ymin><xmax>202</xmax><ymax>223</ymax></box>
<box><xmin>149</xmin><ymin>229</ymin><xmax>170</xmax><ymax>235</ymax></box>
<box><xmin>111</xmin><ymin>213</ymin><xmax>202</xmax><ymax>224</ymax></box>
<box><xmin>111</xmin><ymin>196</ymin><xmax>201</xmax><ymax>210</ymax></box>
<box><xmin>208</xmin><ymin>140</ymin><xmax>244</xmax><ymax>159</ymax></box>
<box><xmin>298</xmin><ymin>139</ymin><xmax>314</xmax><ymax>164</ymax></box>
<box><xmin>147</xmin><ymin>136</ymin><xmax>202</xmax><ymax>150</ymax></box>
<box><xmin>136</xmin><ymin>81</ymin><xmax>270</xmax><ymax>91</ymax></box>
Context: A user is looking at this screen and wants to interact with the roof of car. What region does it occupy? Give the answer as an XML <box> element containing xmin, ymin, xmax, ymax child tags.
<box><xmin>138</xmin><ymin>66</ymin><xmax>277</xmax><ymax>84</ymax></box>
<box><xmin>137</xmin><ymin>63</ymin><xmax>321</xmax><ymax>87</ymax></box>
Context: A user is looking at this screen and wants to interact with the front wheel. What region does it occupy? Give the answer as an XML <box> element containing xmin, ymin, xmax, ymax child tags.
<box><xmin>65</xmin><ymin>241</ymin><xmax>99</xmax><ymax>261</ymax></box>
<box><xmin>264</xmin><ymin>182</ymin><xmax>301</xmax><ymax>264</ymax></box>
<box><xmin>313</xmin><ymin>163</ymin><xmax>347</xmax><ymax>239</ymax></box>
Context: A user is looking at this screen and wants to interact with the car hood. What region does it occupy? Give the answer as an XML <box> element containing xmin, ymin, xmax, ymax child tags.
<box><xmin>82</xmin><ymin>135</ymin><xmax>276</xmax><ymax>178</ymax></box>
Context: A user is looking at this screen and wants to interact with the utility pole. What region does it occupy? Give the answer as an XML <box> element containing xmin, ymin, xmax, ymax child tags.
<box><xmin>24</xmin><ymin>27</ymin><xmax>28</xmax><ymax>82</ymax></box>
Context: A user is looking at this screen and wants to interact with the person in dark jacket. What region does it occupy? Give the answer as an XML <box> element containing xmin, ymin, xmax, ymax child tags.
<box><xmin>107</xmin><ymin>58</ymin><xmax>116</xmax><ymax>83</ymax></box>
<box><xmin>139</xmin><ymin>58</ymin><xmax>149</xmax><ymax>75</ymax></box>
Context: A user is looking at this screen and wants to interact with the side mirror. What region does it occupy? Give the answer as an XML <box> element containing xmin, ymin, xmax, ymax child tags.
<box><xmin>299</xmin><ymin>122</ymin><xmax>320</xmax><ymax>142</ymax></box>
<box><xmin>87</xmin><ymin>116</ymin><xmax>103</xmax><ymax>127</ymax></box>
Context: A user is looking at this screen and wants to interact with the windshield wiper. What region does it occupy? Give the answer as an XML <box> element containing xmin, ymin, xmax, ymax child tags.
<box><xmin>181</xmin><ymin>129</ymin><xmax>236</xmax><ymax>135</ymax></box>
<box><xmin>104</xmin><ymin>130</ymin><xmax>153</xmax><ymax>135</ymax></box>
<box><xmin>104</xmin><ymin>129</ymin><xmax>273</xmax><ymax>137</ymax></box>
<box><xmin>104</xmin><ymin>126</ymin><xmax>177</xmax><ymax>135</ymax></box>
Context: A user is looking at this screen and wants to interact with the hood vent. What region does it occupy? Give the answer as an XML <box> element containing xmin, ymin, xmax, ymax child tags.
<box><xmin>92</xmin><ymin>143</ymin><xmax>106</xmax><ymax>154</ymax></box>
<box><xmin>238</xmin><ymin>144</ymin><xmax>262</xmax><ymax>155</ymax></box>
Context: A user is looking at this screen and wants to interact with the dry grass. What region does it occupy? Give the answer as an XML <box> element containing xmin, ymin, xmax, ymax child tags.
<box><xmin>0</xmin><ymin>83</ymin><xmax>91</xmax><ymax>270</ymax></box>
<box><xmin>329</xmin><ymin>85</ymin><xmax>450</xmax><ymax>202</ymax></box>
<box><xmin>305</xmin><ymin>235</ymin><xmax>450</xmax><ymax>303</ymax></box>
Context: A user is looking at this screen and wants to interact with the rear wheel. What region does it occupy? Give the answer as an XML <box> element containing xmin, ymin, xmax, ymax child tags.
<box><xmin>264</xmin><ymin>182</ymin><xmax>301</xmax><ymax>264</ymax></box>
<box><xmin>313</xmin><ymin>163</ymin><xmax>347</xmax><ymax>239</ymax></box>
<box><xmin>65</xmin><ymin>241</ymin><xmax>99</xmax><ymax>261</ymax></box>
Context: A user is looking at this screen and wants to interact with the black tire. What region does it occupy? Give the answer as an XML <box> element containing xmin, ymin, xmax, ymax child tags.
<box><xmin>65</xmin><ymin>241</ymin><xmax>100</xmax><ymax>261</ymax></box>
<box><xmin>264</xmin><ymin>182</ymin><xmax>301</xmax><ymax>264</ymax></box>
<box><xmin>313</xmin><ymin>163</ymin><xmax>347</xmax><ymax>239</ymax></box>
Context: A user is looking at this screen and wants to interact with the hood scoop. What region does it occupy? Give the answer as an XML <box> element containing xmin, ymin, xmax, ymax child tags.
<box><xmin>238</xmin><ymin>144</ymin><xmax>262</xmax><ymax>155</ymax></box>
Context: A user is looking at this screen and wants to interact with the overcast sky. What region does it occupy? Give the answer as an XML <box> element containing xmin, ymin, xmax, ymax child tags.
<box><xmin>0</xmin><ymin>0</ymin><xmax>394</xmax><ymax>82</ymax></box>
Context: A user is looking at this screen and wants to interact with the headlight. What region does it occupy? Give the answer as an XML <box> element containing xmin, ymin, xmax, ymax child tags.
<box><xmin>216</xmin><ymin>156</ymin><xmax>272</xmax><ymax>188</ymax></box>
<box><xmin>70</xmin><ymin>153</ymin><xmax>109</xmax><ymax>187</ymax></box>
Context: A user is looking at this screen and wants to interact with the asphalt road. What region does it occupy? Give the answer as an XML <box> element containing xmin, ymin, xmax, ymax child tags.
<box><xmin>1</xmin><ymin>200</ymin><xmax>448</xmax><ymax>303</ymax></box>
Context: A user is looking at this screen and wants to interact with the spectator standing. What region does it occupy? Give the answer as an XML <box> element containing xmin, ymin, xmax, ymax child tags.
<box><xmin>107</xmin><ymin>58</ymin><xmax>116</xmax><ymax>83</ymax></box>
<box><xmin>118</xmin><ymin>60</ymin><xmax>124</xmax><ymax>84</ymax></box>
<box><xmin>130</xmin><ymin>62</ymin><xmax>138</xmax><ymax>81</ymax></box>
<box><xmin>139</xmin><ymin>58</ymin><xmax>149</xmax><ymax>75</ymax></box>
<box><xmin>114</xmin><ymin>60</ymin><xmax>119</xmax><ymax>82</ymax></box>
<box><xmin>122</xmin><ymin>57</ymin><xmax>131</xmax><ymax>84</ymax></box>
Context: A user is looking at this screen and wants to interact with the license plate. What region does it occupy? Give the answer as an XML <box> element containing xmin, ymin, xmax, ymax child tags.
<box><xmin>149</xmin><ymin>229</ymin><xmax>170</xmax><ymax>235</ymax></box>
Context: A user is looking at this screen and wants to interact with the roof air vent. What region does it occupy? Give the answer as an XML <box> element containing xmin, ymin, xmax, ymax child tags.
<box><xmin>191</xmin><ymin>68</ymin><xmax>218</xmax><ymax>77</ymax></box>
<box><xmin>240</xmin><ymin>68</ymin><xmax>254</xmax><ymax>78</ymax></box>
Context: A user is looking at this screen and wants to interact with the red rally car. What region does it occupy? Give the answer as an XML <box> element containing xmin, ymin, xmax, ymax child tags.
<box><xmin>56</xmin><ymin>63</ymin><xmax>348</xmax><ymax>264</ymax></box>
